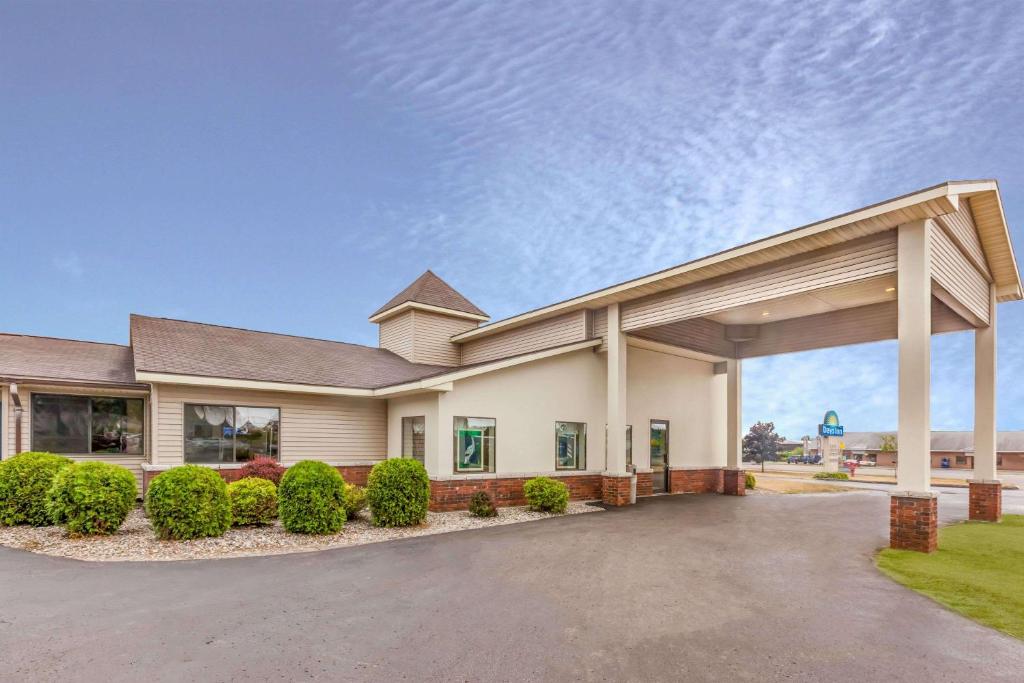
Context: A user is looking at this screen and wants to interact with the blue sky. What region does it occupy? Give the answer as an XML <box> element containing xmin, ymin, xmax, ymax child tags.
<box><xmin>2</xmin><ymin>1</ymin><xmax>1023</xmax><ymax>438</ymax></box>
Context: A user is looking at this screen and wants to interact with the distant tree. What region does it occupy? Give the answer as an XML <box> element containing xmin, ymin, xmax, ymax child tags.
<box><xmin>879</xmin><ymin>434</ymin><xmax>898</xmax><ymax>452</ymax></box>
<box><xmin>743</xmin><ymin>421</ymin><xmax>785</xmax><ymax>473</ymax></box>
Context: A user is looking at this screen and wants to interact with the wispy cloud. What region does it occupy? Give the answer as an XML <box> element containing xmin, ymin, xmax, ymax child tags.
<box><xmin>328</xmin><ymin>0</ymin><xmax>1024</xmax><ymax>433</ymax></box>
<box><xmin>52</xmin><ymin>253</ymin><xmax>84</xmax><ymax>277</ymax></box>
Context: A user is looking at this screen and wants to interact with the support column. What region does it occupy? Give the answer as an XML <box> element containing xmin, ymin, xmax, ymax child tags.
<box><xmin>722</xmin><ymin>358</ymin><xmax>745</xmax><ymax>495</ymax></box>
<box><xmin>971</xmin><ymin>284</ymin><xmax>1001</xmax><ymax>521</ymax></box>
<box><xmin>892</xmin><ymin>220</ymin><xmax>937</xmax><ymax>552</ymax></box>
<box><xmin>603</xmin><ymin>303</ymin><xmax>632</xmax><ymax>505</ymax></box>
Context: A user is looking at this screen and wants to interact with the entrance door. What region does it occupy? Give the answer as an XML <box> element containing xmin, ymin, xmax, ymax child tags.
<box><xmin>650</xmin><ymin>420</ymin><xmax>669</xmax><ymax>493</ymax></box>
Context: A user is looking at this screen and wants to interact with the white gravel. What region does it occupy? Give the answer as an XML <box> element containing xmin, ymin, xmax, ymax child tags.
<box><xmin>0</xmin><ymin>502</ymin><xmax>602</xmax><ymax>562</ymax></box>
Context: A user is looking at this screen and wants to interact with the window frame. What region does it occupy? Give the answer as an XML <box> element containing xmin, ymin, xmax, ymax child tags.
<box><xmin>452</xmin><ymin>416</ymin><xmax>496</xmax><ymax>473</ymax></box>
<box><xmin>554</xmin><ymin>421</ymin><xmax>587</xmax><ymax>471</ymax></box>
<box><xmin>30</xmin><ymin>392</ymin><xmax>145</xmax><ymax>456</ymax></box>
<box><xmin>650</xmin><ymin>419</ymin><xmax>670</xmax><ymax>468</ymax></box>
<box><xmin>183</xmin><ymin>403</ymin><xmax>281</xmax><ymax>464</ymax></box>
<box><xmin>401</xmin><ymin>415</ymin><xmax>426</xmax><ymax>464</ymax></box>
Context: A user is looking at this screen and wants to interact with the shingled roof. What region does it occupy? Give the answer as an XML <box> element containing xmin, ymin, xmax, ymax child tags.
<box><xmin>130</xmin><ymin>315</ymin><xmax>452</xmax><ymax>390</ymax></box>
<box><xmin>370</xmin><ymin>270</ymin><xmax>487</xmax><ymax>319</ymax></box>
<box><xmin>0</xmin><ymin>333</ymin><xmax>141</xmax><ymax>386</ymax></box>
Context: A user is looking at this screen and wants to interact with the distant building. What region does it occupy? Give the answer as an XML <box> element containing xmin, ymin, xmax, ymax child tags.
<box><xmin>806</xmin><ymin>431</ymin><xmax>1024</xmax><ymax>470</ymax></box>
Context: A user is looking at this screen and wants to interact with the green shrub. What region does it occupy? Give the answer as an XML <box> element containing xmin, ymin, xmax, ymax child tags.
<box><xmin>343</xmin><ymin>483</ymin><xmax>367</xmax><ymax>520</ymax></box>
<box><xmin>468</xmin><ymin>490</ymin><xmax>497</xmax><ymax>517</ymax></box>
<box><xmin>278</xmin><ymin>460</ymin><xmax>346</xmax><ymax>534</ymax></box>
<box><xmin>144</xmin><ymin>465</ymin><xmax>231</xmax><ymax>540</ymax></box>
<box><xmin>46</xmin><ymin>461</ymin><xmax>137</xmax><ymax>535</ymax></box>
<box><xmin>227</xmin><ymin>477</ymin><xmax>278</xmax><ymax>526</ymax></box>
<box><xmin>523</xmin><ymin>476</ymin><xmax>569</xmax><ymax>513</ymax></box>
<box><xmin>745</xmin><ymin>472</ymin><xmax>757</xmax><ymax>490</ymax></box>
<box><xmin>0</xmin><ymin>451</ymin><xmax>72</xmax><ymax>526</ymax></box>
<box><xmin>365</xmin><ymin>458</ymin><xmax>430</xmax><ymax>527</ymax></box>
<box><xmin>813</xmin><ymin>471</ymin><xmax>850</xmax><ymax>480</ymax></box>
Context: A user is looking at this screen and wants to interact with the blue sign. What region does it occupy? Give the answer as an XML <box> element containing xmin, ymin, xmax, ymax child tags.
<box><xmin>818</xmin><ymin>410</ymin><xmax>844</xmax><ymax>437</ymax></box>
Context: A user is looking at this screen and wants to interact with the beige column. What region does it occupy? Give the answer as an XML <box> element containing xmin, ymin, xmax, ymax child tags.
<box><xmin>726</xmin><ymin>359</ymin><xmax>742</xmax><ymax>469</ymax></box>
<box><xmin>973</xmin><ymin>285</ymin><xmax>998</xmax><ymax>481</ymax></box>
<box><xmin>896</xmin><ymin>220</ymin><xmax>932</xmax><ymax>493</ymax></box>
<box><xmin>606</xmin><ymin>303</ymin><xmax>629</xmax><ymax>475</ymax></box>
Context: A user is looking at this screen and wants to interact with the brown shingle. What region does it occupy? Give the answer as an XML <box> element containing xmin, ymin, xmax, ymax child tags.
<box><xmin>130</xmin><ymin>315</ymin><xmax>452</xmax><ymax>390</ymax></box>
<box><xmin>0</xmin><ymin>334</ymin><xmax>139</xmax><ymax>386</ymax></box>
<box><xmin>370</xmin><ymin>270</ymin><xmax>487</xmax><ymax>319</ymax></box>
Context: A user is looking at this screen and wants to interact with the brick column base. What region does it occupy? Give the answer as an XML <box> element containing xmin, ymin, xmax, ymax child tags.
<box><xmin>602</xmin><ymin>474</ymin><xmax>632</xmax><ymax>506</ymax></box>
<box><xmin>968</xmin><ymin>481</ymin><xmax>1002</xmax><ymax>522</ymax></box>
<box><xmin>890</xmin><ymin>493</ymin><xmax>938</xmax><ymax>553</ymax></box>
<box><xmin>635</xmin><ymin>471</ymin><xmax>654</xmax><ymax>498</ymax></box>
<box><xmin>722</xmin><ymin>469</ymin><xmax>746</xmax><ymax>496</ymax></box>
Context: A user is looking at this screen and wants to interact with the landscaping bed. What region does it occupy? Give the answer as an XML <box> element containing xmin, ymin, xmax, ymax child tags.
<box><xmin>0</xmin><ymin>502</ymin><xmax>600</xmax><ymax>562</ymax></box>
<box><xmin>877</xmin><ymin>515</ymin><xmax>1024</xmax><ymax>640</ymax></box>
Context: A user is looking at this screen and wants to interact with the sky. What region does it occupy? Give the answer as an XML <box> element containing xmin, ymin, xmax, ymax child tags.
<box><xmin>2</xmin><ymin>0</ymin><xmax>1024</xmax><ymax>438</ymax></box>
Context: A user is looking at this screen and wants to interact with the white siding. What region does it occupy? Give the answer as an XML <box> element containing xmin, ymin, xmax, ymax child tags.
<box><xmin>155</xmin><ymin>383</ymin><xmax>386</xmax><ymax>467</ymax></box>
<box><xmin>620</xmin><ymin>233</ymin><xmax>898</xmax><ymax>331</ymax></box>
<box><xmin>930</xmin><ymin>221</ymin><xmax>991</xmax><ymax>324</ymax></box>
<box><xmin>592</xmin><ymin>307</ymin><xmax>608</xmax><ymax>351</ymax></box>
<box><xmin>936</xmin><ymin>197</ymin><xmax>989</xmax><ymax>277</ymax></box>
<box><xmin>378</xmin><ymin>311</ymin><xmax>415</xmax><ymax>361</ymax></box>
<box><xmin>409</xmin><ymin>310</ymin><xmax>476</xmax><ymax>365</ymax></box>
<box><xmin>460</xmin><ymin>310</ymin><xmax>588</xmax><ymax>365</ymax></box>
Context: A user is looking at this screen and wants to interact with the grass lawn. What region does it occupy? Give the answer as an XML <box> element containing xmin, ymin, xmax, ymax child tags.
<box><xmin>752</xmin><ymin>478</ymin><xmax>849</xmax><ymax>494</ymax></box>
<box><xmin>876</xmin><ymin>515</ymin><xmax>1024</xmax><ymax>639</ymax></box>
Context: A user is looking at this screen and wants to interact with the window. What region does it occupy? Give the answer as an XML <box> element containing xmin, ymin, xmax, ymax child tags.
<box><xmin>555</xmin><ymin>422</ymin><xmax>586</xmax><ymax>470</ymax></box>
<box><xmin>955</xmin><ymin>455</ymin><xmax>967</xmax><ymax>465</ymax></box>
<box><xmin>402</xmin><ymin>416</ymin><xmax>425</xmax><ymax>464</ymax></box>
<box><xmin>184</xmin><ymin>404</ymin><xmax>279</xmax><ymax>463</ymax></box>
<box><xmin>32</xmin><ymin>394</ymin><xmax>143</xmax><ymax>455</ymax></box>
<box><xmin>453</xmin><ymin>417</ymin><xmax>495</xmax><ymax>472</ymax></box>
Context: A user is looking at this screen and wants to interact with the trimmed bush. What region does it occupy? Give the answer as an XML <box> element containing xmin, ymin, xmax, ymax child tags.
<box><xmin>523</xmin><ymin>476</ymin><xmax>569</xmax><ymax>513</ymax></box>
<box><xmin>468</xmin><ymin>490</ymin><xmax>497</xmax><ymax>518</ymax></box>
<box><xmin>227</xmin><ymin>477</ymin><xmax>278</xmax><ymax>526</ymax></box>
<box><xmin>145</xmin><ymin>465</ymin><xmax>231</xmax><ymax>540</ymax></box>
<box><xmin>813</xmin><ymin>471</ymin><xmax>850</xmax><ymax>480</ymax></box>
<box><xmin>343</xmin><ymin>483</ymin><xmax>367</xmax><ymax>520</ymax></box>
<box><xmin>365</xmin><ymin>458</ymin><xmax>430</xmax><ymax>527</ymax></box>
<box><xmin>239</xmin><ymin>457</ymin><xmax>286</xmax><ymax>485</ymax></box>
<box><xmin>0</xmin><ymin>451</ymin><xmax>72</xmax><ymax>526</ymax></box>
<box><xmin>47</xmin><ymin>461</ymin><xmax>137</xmax><ymax>535</ymax></box>
<box><xmin>278</xmin><ymin>460</ymin><xmax>346</xmax><ymax>534</ymax></box>
<box><xmin>745</xmin><ymin>472</ymin><xmax>757</xmax><ymax>490</ymax></box>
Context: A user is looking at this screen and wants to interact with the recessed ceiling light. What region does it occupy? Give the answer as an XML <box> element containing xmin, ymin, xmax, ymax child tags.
<box><xmin>761</xmin><ymin>311</ymin><xmax>770</xmax><ymax>317</ymax></box>
<box><xmin>885</xmin><ymin>287</ymin><xmax>896</xmax><ymax>293</ymax></box>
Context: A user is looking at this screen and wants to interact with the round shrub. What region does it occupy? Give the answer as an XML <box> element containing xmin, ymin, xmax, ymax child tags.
<box><xmin>745</xmin><ymin>472</ymin><xmax>757</xmax><ymax>490</ymax></box>
<box><xmin>343</xmin><ymin>483</ymin><xmax>367</xmax><ymax>520</ymax></box>
<box><xmin>523</xmin><ymin>476</ymin><xmax>568</xmax><ymax>513</ymax></box>
<box><xmin>239</xmin><ymin>457</ymin><xmax>286</xmax><ymax>486</ymax></box>
<box><xmin>365</xmin><ymin>459</ymin><xmax>430</xmax><ymax>527</ymax></box>
<box><xmin>278</xmin><ymin>460</ymin><xmax>346</xmax><ymax>534</ymax></box>
<box><xmin>144</xmin><ymin>465</ymin><xmax>231</xmax><ymax>540</ymax></box>
<box><xmin>468</xmin><ymin>490</ymin><xmax>497</xmax><ymax>518</ymax></box>
<box><xmin>46</xmin><ymin>461</ymin><xmax>137</xmax><ymax>535</ymax></box>
<box><xmin>227</xmin><ymin>477</ymin><xmax>278</xmax><ymax>526</ymax></box>
<box><xmin>0</xmin><ymin>451</ymin><xmax>72</xmax><ymax>526</ymax></box>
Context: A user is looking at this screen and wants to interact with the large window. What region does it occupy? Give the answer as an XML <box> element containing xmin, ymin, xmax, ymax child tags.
<box><xmin>453</xmin><ymin>417</ymin><xmax>495</xmax><ymax>472</ymax></box>
<box><xmin>184</xmin><ymin>404</ymin><xmax>279</xmax><ymax>463</ymax></box>
<box><xmin>555</xmin><ymin>421</ymin><xmax>587</xmax><ymax>470</ymax></box>
<box><xmin>402</xmin><ymin>416</ymin><xmax>425</xmax><ymax>464</ymax></box>
<box><xmin>32</xmin><ymin>394</ymin><xmax>144</xmax><ymax>455</ymax></box>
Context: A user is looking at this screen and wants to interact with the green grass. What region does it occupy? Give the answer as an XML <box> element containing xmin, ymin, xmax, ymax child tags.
<box><xmin>876</xmin><ymin>515</ymin><xmax>1024</xmax><ymax>639</ymax></box>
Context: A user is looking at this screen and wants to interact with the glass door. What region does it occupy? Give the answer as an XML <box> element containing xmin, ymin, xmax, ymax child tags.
<box><xmin>650</xmin><ymin>420</ymin><xmax>669</xmax><ymax>493</ymax></box>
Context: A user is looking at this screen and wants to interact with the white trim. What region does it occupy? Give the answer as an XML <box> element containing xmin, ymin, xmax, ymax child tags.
<box><xmin>450</xmin><ymin>182</ymin><xmax>1005</xmax><ymax>343</ymax></box>
<box><xmin>369</xmin><ymin>301</ymin><xmax>489</xmax><ymax>324</ymax></box>
<box><xmin>134</xmin><ymin>371</ymin><xmax>378</xmax><ymax>397</ymax></box>
<box><xmin>0</xmin><ymin>384</ymin><xmax>7</xmax><ymax>460</ymax></box>
<box><xmin>624</xmin><ymin>336</ymin><xmax>728</xmax><ymax>363</ymax></box>
<box><xmin>140</xmin><ymin>459</ymin><xmax>382</xmax><ymax>472</ymax></box>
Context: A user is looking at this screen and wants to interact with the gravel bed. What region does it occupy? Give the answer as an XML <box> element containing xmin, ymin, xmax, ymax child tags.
<box><xmin>0</xmin><ymin>502</ymin><xmax>602</xmax><ymax>562</ymax></box>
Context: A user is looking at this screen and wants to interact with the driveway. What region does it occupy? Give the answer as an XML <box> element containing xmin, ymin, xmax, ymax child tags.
<box><xmin>2</xmin><ymin>491</ymin><xmax>1022</xmax><ymax>682</ymax></box>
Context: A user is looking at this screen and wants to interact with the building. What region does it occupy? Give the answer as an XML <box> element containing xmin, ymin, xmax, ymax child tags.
<box><xmin>814</xmin><ymin>431</ymin><xmax>1024</xmax><ymax>470</ymax></box>
<box><xmin>1</xmin><ymin>180</ymin><xmax>1020</xmax><ymax>553</ymax></box>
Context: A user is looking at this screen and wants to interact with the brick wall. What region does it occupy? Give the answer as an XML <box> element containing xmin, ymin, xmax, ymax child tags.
<box><xmin>722</xmin><ymin>469</ymin><xmax>745</xmax><ymax>496</ymax></box>
<box><xmin>968</xmin><ymin>481</ymin><xmax>1001</xmax><ymax>522</ymax></box>
<box><xmin>668</xmin><ymin>468</ymin><xmax>722</xmax><ymax>494</ymax></box>
<box><xmin>889</xmin><ymin>494</ymin><xmax>938</xmax><ymax>553</ymax></box>
<box><xmin>601</xmin><ymin>475</ymin><xmax>631</xmax><ymax>506</ymax></box>
<box><xmin>635</xmin><ymin>471</ymin><xmax>654</xmax><ymax>498</ymax></box>
<box><xmin>430</xmin><ymin>474</ymin><xmax>603</xmax><ymax>512</ymax></box>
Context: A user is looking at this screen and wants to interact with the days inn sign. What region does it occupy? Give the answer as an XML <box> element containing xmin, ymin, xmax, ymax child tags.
<box><xmin>818</xmin><ymin>410</ymin><xmax>844</xmax><ymax>437</ymax></box>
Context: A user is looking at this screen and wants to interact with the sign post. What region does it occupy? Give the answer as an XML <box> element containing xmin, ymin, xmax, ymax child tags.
<box><xmin>818</xmin><ymin>410</ymin><xmax>845</xmax><ymax>473</ymax></box>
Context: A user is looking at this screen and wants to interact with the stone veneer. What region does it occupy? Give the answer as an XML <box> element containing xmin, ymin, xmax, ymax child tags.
<box><xmin>431</xmin><ymin>473</ymin><xmax>604</xmax><ymax>512</ymax></box>
<box><xmin>968</xmin><ymin>480</ymin><xmax>1002</xmax><ymax>522</ymax></box>
<box><xmin>889</xmin><ymin>493</ymin><xmax>938</xmax><ymax>553</ymax></box>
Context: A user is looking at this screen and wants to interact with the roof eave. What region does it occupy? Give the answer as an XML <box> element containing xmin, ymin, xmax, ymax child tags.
<box><xmin>369</xmin><ymin>300</ymin><xmax>490</xmax><ymax>324</ymax></box>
